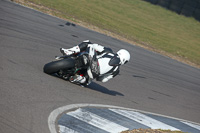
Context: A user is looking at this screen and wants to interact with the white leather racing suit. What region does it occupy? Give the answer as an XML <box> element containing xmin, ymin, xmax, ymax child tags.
<box><xmin>78</xmin><ymin>40</ymin><xmax>120</xmax><ymax>84</ymax></box>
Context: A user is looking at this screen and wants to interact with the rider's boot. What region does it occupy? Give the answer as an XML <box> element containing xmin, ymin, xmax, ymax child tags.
<box><xmin>60</xmin><ymin>46</ymin><xmax>80</xmax><ymax>55</ymax></box>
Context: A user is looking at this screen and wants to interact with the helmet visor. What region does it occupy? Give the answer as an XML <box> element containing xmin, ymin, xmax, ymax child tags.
<box><xmin>124</xmin><ymin>60</ymin><xmax>128</xmax><ymax>64</ymax></box>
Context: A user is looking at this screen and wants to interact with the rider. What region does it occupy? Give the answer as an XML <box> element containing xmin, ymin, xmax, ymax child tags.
<box><xmin>60</xmin><ymin>40</ymin><xmax>130</xmax><ymax>85</ymax></box>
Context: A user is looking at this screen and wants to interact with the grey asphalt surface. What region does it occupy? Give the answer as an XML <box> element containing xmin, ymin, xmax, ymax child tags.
<box><xmin>0</xmin><ymin>0</ymin><xmax>200</xmax><ymax>133</ymax></box>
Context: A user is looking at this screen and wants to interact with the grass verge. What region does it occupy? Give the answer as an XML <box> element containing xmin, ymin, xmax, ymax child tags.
<box><xmin>12</xmin><ymin>0</ymin><xmax>200</xmax><ymax>68</ymax></box>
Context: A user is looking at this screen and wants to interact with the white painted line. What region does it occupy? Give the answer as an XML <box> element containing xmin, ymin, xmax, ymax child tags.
<box><xmin>181</xmin><ymin>121</ymin><xmax>200</xmax><ymax>130</ymax></box>
<box><xmin>67</xmin><ymin>108</ymin><xmax>129</xmax><ymax>133</ymax></box>
<box><xmin>110</xmin><ymin>109</ymin><xmax>180</xmax><ymax>131</ymax></box>
<box><xmin>59</xmin><ymin>125</ymin><xmax>79</xmax><ymax>133</ymax></box>
<box><xmin>48</xmin><ymin>104</ymin><xmax>200</xmax><ymax>133</ymax></box>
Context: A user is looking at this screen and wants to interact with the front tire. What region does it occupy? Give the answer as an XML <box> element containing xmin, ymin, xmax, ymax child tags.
<box><xmin>43</xmin><ymin>58</ymin><xmax>75</xmax><ymax>74</ymax></box>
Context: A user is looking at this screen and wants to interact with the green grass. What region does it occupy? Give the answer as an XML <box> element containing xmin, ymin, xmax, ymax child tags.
<box><xmin>23</xmin><ymin>0</ymin><xmax>200</xmax><ymax>66</ymax></box>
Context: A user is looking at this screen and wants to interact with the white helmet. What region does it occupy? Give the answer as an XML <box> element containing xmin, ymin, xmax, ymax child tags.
<box><xmin>117</xmin><ymin>49</ymin><xmax>130</xmax><ymax>65</ymax></box>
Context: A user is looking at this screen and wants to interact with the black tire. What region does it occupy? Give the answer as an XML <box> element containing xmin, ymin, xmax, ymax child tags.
<box><xmin>43</xmin><ymin>58</ymin><xmax>75</xmax><ymax>74</ymax></box>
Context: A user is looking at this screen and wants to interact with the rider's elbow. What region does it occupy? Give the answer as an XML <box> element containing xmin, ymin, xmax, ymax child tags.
<box><xmin>101</xmin><ymin>75</ymin><xmax>113</xmax><ymax>82</ymax></box>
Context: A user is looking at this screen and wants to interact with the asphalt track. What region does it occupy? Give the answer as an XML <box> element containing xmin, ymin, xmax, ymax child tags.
<box><xmin>0</xmin><ymin>0</ymin><xmax>200</xmax><ymax>133</ymax></box>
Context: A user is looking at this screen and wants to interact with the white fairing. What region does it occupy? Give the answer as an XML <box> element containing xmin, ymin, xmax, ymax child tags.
<box><xmin>88</xmin><ymin>45</ymin><xmax>95</xmax><ymax>58</ymax></box>
<box><xmin>87</xmin><ymin>67</ymin><xmax>93</xmax><ymax>79</ymax></box>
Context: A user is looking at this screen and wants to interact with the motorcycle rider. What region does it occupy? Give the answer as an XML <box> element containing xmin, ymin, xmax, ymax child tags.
<box><xmin>60</xmin><ymin>40</ymin><xmax>130</xmax><ymax>85</ymax></box>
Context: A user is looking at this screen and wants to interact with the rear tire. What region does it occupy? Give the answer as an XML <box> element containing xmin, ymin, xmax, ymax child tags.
<box><xmin>43</xmin><ymin>58</ymin><xmax>75</xmax><ymax>74</ymax></box>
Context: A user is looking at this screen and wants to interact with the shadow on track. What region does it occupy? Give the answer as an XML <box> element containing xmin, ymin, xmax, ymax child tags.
<box><xmin>49</xmin><ymin>74</ymin><xmax>124</xmax><ymax>96</ymax></box>
<box><xmin>132</xmin><ymin>75</ymin><xmax>146</xmax><ymax>79</ymax></box>
<box><xmin>87</xmin><ymin>82</ymin><xmax>124</xmax><ymax>96</ymax></box>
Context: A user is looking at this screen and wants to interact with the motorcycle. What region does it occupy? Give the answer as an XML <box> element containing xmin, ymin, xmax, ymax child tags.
<box><xmin>43</xmin><ymin>47</ymin><xmax>98</xmax><ymax>86</ymax></box>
